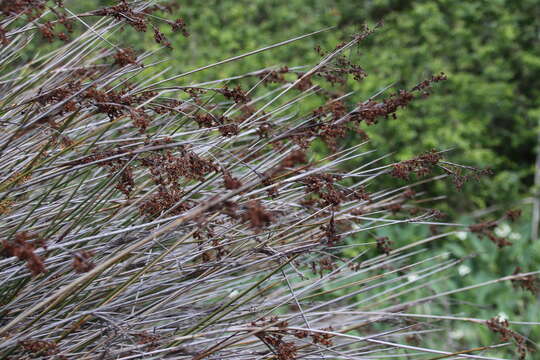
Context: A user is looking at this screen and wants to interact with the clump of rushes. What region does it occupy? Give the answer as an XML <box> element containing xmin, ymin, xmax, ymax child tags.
<box><xmin>0</xmin><ymin>1</ymin><xmax>537</xmax><ymax>359</ymax></box>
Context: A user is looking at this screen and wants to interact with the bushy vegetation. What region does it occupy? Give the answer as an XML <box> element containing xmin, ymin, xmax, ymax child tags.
<box><xmin>0</xmin><ymin>1</ymin><xmax>538</xmax><ymax>359</ymax></box>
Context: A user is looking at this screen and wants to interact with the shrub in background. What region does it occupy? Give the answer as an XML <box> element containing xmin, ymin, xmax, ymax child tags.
<box><xmin>0</xmin><ymin>1</ymin><xmax>537</xmax><ymax>359</ymax></box>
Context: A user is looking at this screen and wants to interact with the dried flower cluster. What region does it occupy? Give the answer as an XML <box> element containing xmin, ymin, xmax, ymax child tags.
<box><xmin>19</xmin><ymin>339</ymin><xmax>58</xmax><ymax>356</ymax></box>
<box><xmin>72</xmin><ymin>251</ymin><xmax>95</xmax><ymax>273</ymax></box>
<box><xmin>1</xmin><ymin>232</ymin><xmax>46</xmax><ymax>276</ymax></box>
<box><xmin>376</xmin><ymin>236</ymin><xmax>393</xmax><ymax>255</ymax></box>
<box><xmin>469</xmin><ymin>220</ymin><xmax>512</xmax><ymax>247</ymax></box>
<box><xmin>486</xmin><ymin>317</ymin><xmax>530</xmax><ymax>360</ymax></box>
<box><xmin>391</xmin><ymin>150</ymin><xmax>443</xmax><ymax>179</ymax></box>
<box><xmin>249</xmin><ymin>317</ymin><xmax>334</xmax><ymax>360</ymax></box>
<box><xmin>511</xmin><ymin>267</ymin><xmax>539</xmax><ymax>295</ymax></box>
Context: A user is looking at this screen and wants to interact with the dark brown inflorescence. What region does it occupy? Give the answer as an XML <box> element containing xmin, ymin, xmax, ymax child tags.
<box><xmin>511</xmin><ymin>267</ymin><xmax>539</xmax><ymax>295</ymax></box>
<box><xmin>19</xmin><ymin>339</ymin><xmax>58</xmax><ymax>356</ymax></box>
<box><xmin>376</xmin><ymin>236</ymin><xmax>393</xmax><ymax>255</ymax></box>
<box><xmin>72</xmin><ymin>251</ymin><xmax>95</xmax><ymax>273</ymax></box>
<box><xmin>1</xmin><ymin>232</ymin><xmax>47</xmax><ymax>276</ymax></box>
<box><xmin>390</xmin><ymin>150</ymin><xmax>442</xmax><ymax>180</ymax></box>
<box><xmin>469</xmin><ymin>220</ymin><xmax>512</xmax><ymax>248</ymax></box>
<box><xmin>486</xmin><ymin>317</ymin><xmax>530</xmax><ymax>360</ymax></box>
<box><xmin>242</xmin><ymin>200</ymin><xmax>273</xmax><ymax>231</ymax></box>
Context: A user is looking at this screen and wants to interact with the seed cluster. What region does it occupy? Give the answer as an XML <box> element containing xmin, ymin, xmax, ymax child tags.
<box><xmin>486</xmin><ymin>317</ymin><xmax>529</xmax><ymax>360</ymax></box>
<box><xmin>250</xmin><ymin>317</ymin><xmax>334</xmax><ymax>360</ymax></box>
<box><xmin>1</xmin><ymin>232</ymin><xmax>47</xmax><ymax>276</ymax></box>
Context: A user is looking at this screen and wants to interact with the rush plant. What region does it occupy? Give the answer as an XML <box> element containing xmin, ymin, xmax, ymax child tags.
<box><xmin>0</xmin><ymin>1</ymin><xmax>537</xmax><ymax>359</ymax></box>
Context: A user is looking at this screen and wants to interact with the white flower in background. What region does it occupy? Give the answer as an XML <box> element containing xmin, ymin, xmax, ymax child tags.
<box><xmin>494</xmin><ymin>223</ymin><xmax>511</xmax><ymax>238</ymax></box>
<box><xmin>455</xmin><ymin>231</ymin><xmax>468</xmax><ymax>240</ymax></box>
<box><xmin>458</xmin><ymin>264</ymin><xmax>471</xmax><ymax>276</ymax></box>
<box><xmin>450</xmin><ymin>329</ymin><xmax>464</xmax><ymax>339</ymax></box>
<box><xmin>496</xmin><ymin>312</ymin><xmax>509</xmax><ymax>323</ymax></box>
<box><xmin>407</xmin><ymin>273</ymin><xmax>419</xmax><ymax>282</ymax></box>
<box><xmin>228</xmin><ymin>289</ymin><xmax>240</xmax><ymax>298</ymax></box>
<box><xmin>509</xmin><ymin>232</ymin><xmax>522</xmax><ymax>241</ymax></box>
